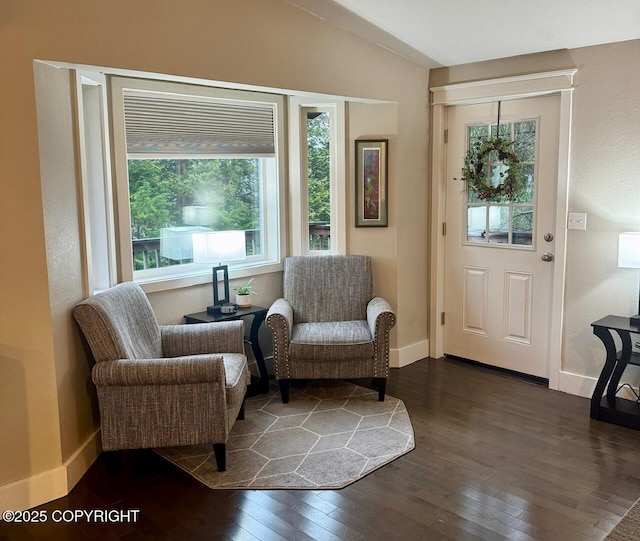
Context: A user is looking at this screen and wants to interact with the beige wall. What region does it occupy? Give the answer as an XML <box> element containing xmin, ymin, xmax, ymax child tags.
<box><xmin>0</xmin><ymin>0</ymin><xmax>429</xmax><ymax>507</ymax></box>
<box><xmin>35</xmin><ymin>62</ymin><xmax>100</xmax><ymax>467</ymax></box>
<box><xmin>562</xmin><ymin>40</ymin><xmax>640</xmax><ymax>379</ymax></box>
<box><xmin>349</xmin><ymin>101</ymin><xmax>400</xmax><ymax>335</ymax></box>
<box><xmin>430</xmin><ymin>39</ymin><xmax>640</xmax><ymax>383</ymax></box>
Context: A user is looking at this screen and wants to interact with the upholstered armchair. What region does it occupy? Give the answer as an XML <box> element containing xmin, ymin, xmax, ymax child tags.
<box><xmin>266</xmin><ymin>255</ymin><xmax>396</xmax><ymax>403</ymax></box>
<box><xmin>73</xmin><ymin>282</ymin><xmax>248</xmax><ymax>472</ymax></box>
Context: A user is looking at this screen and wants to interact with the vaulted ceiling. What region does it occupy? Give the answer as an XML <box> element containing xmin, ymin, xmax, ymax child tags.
<box><xmin>288</xmin><ymin>0</ymin><xmax>640</xmax><ymax>67</ymax></box>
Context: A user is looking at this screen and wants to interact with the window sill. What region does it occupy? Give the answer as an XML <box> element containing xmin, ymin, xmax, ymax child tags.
<box><xmin>137</xmin><ymin>261</ymin><xmax>283</xmax><ymax>294</ymax></box>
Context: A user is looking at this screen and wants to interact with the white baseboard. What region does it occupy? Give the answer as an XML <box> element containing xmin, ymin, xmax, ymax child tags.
<box><xmin>558</xmin><ymin>369</ymin><xmax>639</xmax><ymax>401</ymax></box>
<box><xmin>65</xmin><ymin>429</ymin><xmax>102</xmax><ymax>491</ymax></box>
<box><xmin>0</xmin><ymin>466</ymin><xmax>68</xmax><ymax>514</ymax></box>
<box><xmin>558</xmin><ymin>370</ymin><xmax>597</xmax><ymax>399</ymax></box>
<box><xmin>0</xmin><ymin>430</ymin><xmax>101</xmax><ymax>512</ymax></box>
<box><xmin>390</xmin><ymin>340</ymin><xmax>429</xmax><ymax>368</ymax></box>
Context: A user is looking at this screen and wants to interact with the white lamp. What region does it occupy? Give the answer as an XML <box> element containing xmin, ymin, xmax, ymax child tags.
<box><xmin>183</xmin><ymin>206</ymin><xmax>214</xmax><ymax>226</ymax></box>
<box><xmin>193</xmin><ymin>230</ymin><xmax>246</xmax><ymax>311</ymax></box>
<box><xmin>618</xmin><ymin>232</ymin><xmax>640</xmax><ymax>324</ymax></box>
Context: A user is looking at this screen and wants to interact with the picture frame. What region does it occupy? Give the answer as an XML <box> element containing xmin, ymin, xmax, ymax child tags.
<box><xmin>355</xmin><ymin>139</ymin><xmax>388</xmax><ymax>227</ymax></box>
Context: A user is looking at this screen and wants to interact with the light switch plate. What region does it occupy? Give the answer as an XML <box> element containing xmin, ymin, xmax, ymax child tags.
<box><xmin>568</xmin><ymin>212</ymin><xmax>587</xmax><ymax>230</ymax></box>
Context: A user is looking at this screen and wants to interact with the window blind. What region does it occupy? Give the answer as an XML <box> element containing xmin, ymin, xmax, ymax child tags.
<box><xmin>123</xmin><ymin>90</ymin><xmax>275</xmax><ymax>156</ymax></box>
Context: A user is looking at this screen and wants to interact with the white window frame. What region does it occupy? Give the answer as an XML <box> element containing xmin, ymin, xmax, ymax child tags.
<box><xmin>288</xmin><ymin>97</ymin><xmax>346</xmax><ymax>255</ymax></box>
<box><xmin>109</xmin><ymin>76</ymin><xmax>286</xmax><ymax>292</ymax></box>
<box><xmin>73</xmin><ymin>70</ymin><xmax>117</xmax><ymax>295</ymax></box>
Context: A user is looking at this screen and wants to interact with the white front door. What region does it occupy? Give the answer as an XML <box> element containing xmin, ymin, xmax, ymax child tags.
<box><xmin>443</xmin><ymin>96</ymin><xmax>560</xmax><ymax>379</ymax></box>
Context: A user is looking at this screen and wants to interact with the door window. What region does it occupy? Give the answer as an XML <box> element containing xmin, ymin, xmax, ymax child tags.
<box><xmin>466</xmin><ymin>120</ymin><xmax>536</xmax><ymax>247</ymax></box>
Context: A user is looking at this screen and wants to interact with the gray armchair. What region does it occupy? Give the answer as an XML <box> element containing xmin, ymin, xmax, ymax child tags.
<box><xmin>73</xmin><ymin>282</ymin><xmax>247</xmax><ymax>471</ymax></box>
<box><xmin>266</xmin><ymin>255</ymin><xmax>396</xmax><ymax>403</ymax></box>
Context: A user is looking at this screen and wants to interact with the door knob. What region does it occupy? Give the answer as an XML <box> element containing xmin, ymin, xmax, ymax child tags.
<box><xmin>541</xmin><ymin>252</ymin><xmax>554</xmax><ymax>262</ymax></box>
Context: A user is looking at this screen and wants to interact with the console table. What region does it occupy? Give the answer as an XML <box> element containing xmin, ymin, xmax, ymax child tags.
<box><xmin>591</xmin><ymin>315</ymin><xmax>640</xmax><ymax>429</ymax></box>
<box><xmin>185</xmin><ymin>306</ymin><xmax>270</xmax><ymax>396</ymax></box>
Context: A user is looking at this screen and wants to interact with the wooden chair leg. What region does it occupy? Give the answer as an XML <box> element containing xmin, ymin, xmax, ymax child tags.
<box><xmin>375</xmin><ymin>378</ymin><xmax>386</xmax><ymax>402</ymax></box>
<box><xmin>213</xmin><ymin>443</ymin><xmax>226</xmax><ymax>472</ymax></box>
<box><xmin>237</xmin><ymin>398</ymin><xmax>245</xmax><ymax>421</ymax></box>
<box><xmin>278</xmin><ymin>380</ymin><xmax>290</xmax><ymax>403</ymax></box>
<box><xmin>105</xmin><ymin>450</ymin><xmax>123</xmax><ymax>475</ymax></box>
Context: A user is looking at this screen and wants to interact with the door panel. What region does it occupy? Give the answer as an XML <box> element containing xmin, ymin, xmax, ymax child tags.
<box><xmin>463</xmin><ymin>266</ymin><xmax>488</xmax><ymax>334</ymax></box>
<box><xmin>504</xmin><ymin>270</ymin><xmax>532</xmax><ymax>344</ymax></box>
<box><xmin>444</xmin><ymin>96</ymin><xmax>559</xmax><ymax>378</ymax></box>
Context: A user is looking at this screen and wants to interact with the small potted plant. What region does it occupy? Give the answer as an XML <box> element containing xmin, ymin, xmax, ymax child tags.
<box><xmin>232</xmin><ymin>278</ymin><xmax>256</xmax><ymax>307</ymax></box>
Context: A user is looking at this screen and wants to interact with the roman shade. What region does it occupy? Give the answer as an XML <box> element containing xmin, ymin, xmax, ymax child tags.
<box><xmin>123</xmin><ymin>90</ymin><xmax>275</xmax><ymax>156</ymax></box>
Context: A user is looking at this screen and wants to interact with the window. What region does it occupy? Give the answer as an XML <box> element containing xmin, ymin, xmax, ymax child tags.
<box><xmin>110</xmin><ymin>77</ymin><xmax>284</xmax><ymax>287</ymax></box>
<box><xmin>128</xmin><ymin>157</ymin><xmax>266</xmax><ymax>270</ymax></box>
<box><xmin>465</xmin><ymin>120</ymin><xmax>537</xmax><ymax>247</ymax></box>
<box><xmin>76</xmin><ymin>69</ymin><xmax>352</xmax><ymax>292</ymax></box>
<box><xmin>289</xmin><ymin>98</ymin><xmax>346</xmax><ymax>255</ymax></box>
<box><xmin>306</xmin><ymin>111</ymin><xmax>331</xmax><ymax>251</ymax></box>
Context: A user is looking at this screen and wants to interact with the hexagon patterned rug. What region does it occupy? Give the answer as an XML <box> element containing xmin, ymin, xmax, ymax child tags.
<box><xmin>155</xmin><ymin>380</ymin><xmax>414</xmax><ymax>489</ymax></box>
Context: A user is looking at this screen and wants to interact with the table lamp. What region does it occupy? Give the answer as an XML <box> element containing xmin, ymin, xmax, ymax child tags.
<box><xmin>618</xmin><ymin>232</ymin><xmax>640</xmax><ymax>324</ymax></box>
<box><xmin>193</xmin><ymin>230</ymin><xmax>246</xmax><ymax>312</ymax></box>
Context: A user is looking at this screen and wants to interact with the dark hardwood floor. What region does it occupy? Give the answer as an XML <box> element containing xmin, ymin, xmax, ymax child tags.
<box><xmin>3</xmin><ymin>357</ymin><xmax>640</xmax><ymax>541</ymax></box>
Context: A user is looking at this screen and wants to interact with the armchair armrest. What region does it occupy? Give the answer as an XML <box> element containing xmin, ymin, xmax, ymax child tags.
<box><xmin>92</xmin><ymin>355</ymin><xmax>225</xmax><ymax>386</ymax></box>
<box><xmin>161</xmin><ymin>320</ymin><xmax>244</xmax><ymax>357</ymax></box>
<box><xmin>367</xmin><ymin>297</ymin><xmax>397</xmax><ymax>339</ymax></box>
<box><xmin>266</xmin><ymin>299</ymin><xmax>293</xmax><ymax>336</ymax></box>
<box><xmin>367</xmin><ymin>297</ymin><xmax>396</xmax><ymax>378</ymax></box>
<box><xmin>266</xmin><ymin>298</ymin><xmax>293</xmax><ymax>378</ymax></box>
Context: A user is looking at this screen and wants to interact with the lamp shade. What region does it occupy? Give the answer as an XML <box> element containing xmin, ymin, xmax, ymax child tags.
<box><xmin>192</xmin><ymin>230</ymin><xmax>246</xmax><ymax>264</ymax></box>
<box><xmin>183</xmin><ymin>206</ymin><xmax>214</xmax><ymax>226</ymax></box>
<box><xmin>618</xmin><ymin>232</ymin><xmax>640</xmax><ymax>269</ymax></box>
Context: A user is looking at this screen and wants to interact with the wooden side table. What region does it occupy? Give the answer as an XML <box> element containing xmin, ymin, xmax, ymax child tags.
<box><xmin>185</xmin><ymin>306</ymin><xmax>270</xmax><ymax>396</ymax></box>
<box><xmin>591</xmin><ymin>315</ymin><xmax>640</xmax><ymax>429</ymax></box>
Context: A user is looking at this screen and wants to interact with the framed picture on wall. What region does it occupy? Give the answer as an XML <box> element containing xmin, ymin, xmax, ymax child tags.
<box><xmin>355</xmin><ymin>139</ymin><xmax>388</xmax><ymax>227</ymax></box>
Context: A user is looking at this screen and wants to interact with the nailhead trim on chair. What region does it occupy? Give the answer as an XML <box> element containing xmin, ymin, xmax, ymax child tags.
<box><xmin>267</xmin><ymin>312</ymin><xmax>290</xmax><ymax>379</ymax></box>
<box><xmin>374</xmin><ymin>311</ymin><xmax>396</xmax><ymax>378</ymax></box>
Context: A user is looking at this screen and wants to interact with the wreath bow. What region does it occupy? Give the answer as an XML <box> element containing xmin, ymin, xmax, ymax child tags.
<box><xmin>462</xmin><ymin>137</ymin><xmax>524</xmax><ymax>202</ymax></box>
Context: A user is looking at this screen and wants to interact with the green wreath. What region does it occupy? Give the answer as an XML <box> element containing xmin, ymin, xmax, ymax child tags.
<box><xmin>462</xmin><ymin>137</ymin><xmax>525</xmax><ymax>202</ymax></box>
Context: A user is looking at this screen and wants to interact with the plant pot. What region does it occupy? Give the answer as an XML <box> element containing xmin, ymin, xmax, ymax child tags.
<box><xmin>236</xmin><ymin>294</ymin><xmax>252</xmax><ymax>308</ymax></box>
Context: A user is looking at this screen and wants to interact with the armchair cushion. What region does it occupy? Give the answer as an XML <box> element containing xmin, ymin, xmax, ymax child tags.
<box><xmin>73</xmin><ymin>282</ymin><xmax>162</xmax><ymax>362</ymax></box>
<box><xmin>290</xmin><ymin>321</ymin><xmax>374</xmax><ymax>361</ymax></box>
<box><xmin>284</xmin><ymin>255</ymin><xmax>373</xmax><ymax>323</ymax></box>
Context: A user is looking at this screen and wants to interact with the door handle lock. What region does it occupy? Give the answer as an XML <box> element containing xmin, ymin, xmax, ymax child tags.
<box><xmin>541</xmin><ymin>252</ymin><xmax>554</xmax><ymax>262</ymax></box>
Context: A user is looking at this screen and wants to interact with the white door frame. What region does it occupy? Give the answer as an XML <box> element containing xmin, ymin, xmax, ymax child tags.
<box><xmin>429</xmin><ymin>70</ymin><xmax>576</xmax><ymax>390</ymax></box>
